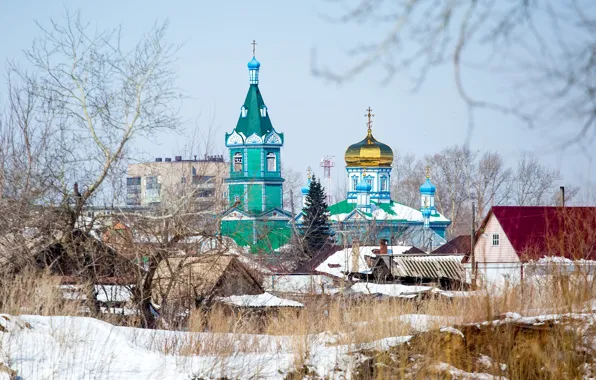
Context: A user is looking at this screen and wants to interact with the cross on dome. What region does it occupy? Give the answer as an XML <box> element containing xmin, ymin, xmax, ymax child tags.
<box><xmin>365</xmin><ymin>106</ymin><xmax>374</xmax><ymax>133</ymax></box>
<box><xmin>306</xmin><ymin>166</ymin><xmax>312</xmax><ymax>179</ymax></box>
<box><xmin>251</xmin><ymin>40</ymin><xmax>257</xmax><ymax>56</ymax></box>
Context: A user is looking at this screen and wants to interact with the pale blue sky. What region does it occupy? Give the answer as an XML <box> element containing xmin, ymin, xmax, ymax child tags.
<box><xmin>1</xmin><ymin>0</ymin><xmax>594</xmax><ymax>200</ymax></box>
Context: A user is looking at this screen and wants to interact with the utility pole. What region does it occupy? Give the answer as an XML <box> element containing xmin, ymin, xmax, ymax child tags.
<box><xmin>471</xmin><ymin>202</ymin><xmax>476</xmax><ymax>290</ymax></box>
<box><xmin>560</xmin><ymin>186</ymin><xmax>565</xmax><ymax>207</ymax></box>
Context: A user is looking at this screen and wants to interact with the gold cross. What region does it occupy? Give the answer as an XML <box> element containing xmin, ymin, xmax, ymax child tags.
<box><xmin>426</xmin><ymin>165</ymin><xmax>431</xmax><ymax>179</ymax></box>
<box><xmin>365</xmin><ymin>106</ymin><xmax>374</xmax><ymax>132</ymax></box>
<box><xmin>252</xmin><ymin>40</ymin><xmax>257</xmax><ymax>56</ymax></box>
<box><xmin>306</xmin><ymin>166</ymin><xmax>312</xmax><ymax>179</ymax></box>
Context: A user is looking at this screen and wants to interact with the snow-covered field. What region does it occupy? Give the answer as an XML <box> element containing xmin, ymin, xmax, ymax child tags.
<box><xmin>0</xmin><ymin>313</ymin><xmax>425</xmax><ymax>379</ymax></box>
<box><xmin>1</xmin><ymin>307</ymin><xmax>594</xmax><ymax>379</ymax></box>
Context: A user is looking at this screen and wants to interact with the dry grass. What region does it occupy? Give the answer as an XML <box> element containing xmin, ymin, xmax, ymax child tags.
<box><xmin>1</xmin><ymin>269</ymin><xmax>596</xmax><ymax>378</ymax></box>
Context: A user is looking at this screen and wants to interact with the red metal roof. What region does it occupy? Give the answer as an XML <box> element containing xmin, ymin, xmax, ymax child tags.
<box><xmin>483</xmin><ymin>206</ymin><xmax>596</xmax><ymax>262</ymax></box>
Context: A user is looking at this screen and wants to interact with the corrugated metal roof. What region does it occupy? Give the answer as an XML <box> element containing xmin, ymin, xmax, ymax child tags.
<box><xmin>391</xmin><ymin>255</ymin><xmax>465</xmax><ymax>281</ymax></box>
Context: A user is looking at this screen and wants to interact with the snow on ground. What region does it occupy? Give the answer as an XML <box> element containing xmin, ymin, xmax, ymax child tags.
<box><xmin>61</xmin><ymin>285</ymin><xmax>133</xmax><ymax>303</ymax></box>
<box><xmin>263</xmin><ymin>274</ymin><xmax>340</xmax><ymax>295</ymax></box>
<box><xmin>216</xmin><ymin>292</ymin><xmax>304</xmax><ymax>308</ymax></box>
<box><xmin>350</xmin><ymin>282</ymin><xmax>433</xmax><ymax>298</ymax></box>
<box><xmin>0</xmin><ymin>314</ymin><xmax>415</xmax><ymax>379</ymax></box>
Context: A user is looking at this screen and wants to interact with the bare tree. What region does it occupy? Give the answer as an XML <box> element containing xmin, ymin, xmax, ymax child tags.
<box><xmin>316</xmin><ymin>1</ymin><xmax>596</xmax><ymax>147</ymax></box>
<box><xmin>472</xmin><ymin>152</ymin><xmax>513</xmax><ymax>220</ymax></box>
<box><xmin>391</xmin><ymin>152</ymin><xmax>424</xmax><ymax>208</ymax></box>
<box><xmin>429</xmin><ymin>146</ymin><xmax>476</xmax><ymax>236</ymax></box>
<box><xmin>3</xmin><ymin>10</ymin><xmax>181</xmax><ymax>313</ymax></box>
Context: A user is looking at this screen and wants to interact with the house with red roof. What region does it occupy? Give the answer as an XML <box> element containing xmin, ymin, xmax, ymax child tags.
<box><xmin>465</xmin><ymin>206</ymin><xmax>596</xmax><ymax>288</ymax></box>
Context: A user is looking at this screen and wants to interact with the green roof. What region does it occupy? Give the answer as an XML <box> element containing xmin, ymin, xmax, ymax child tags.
<box><xmin>327</xmin><ymin>199</ymin><xmax>356</xmax><ymax>215</ymax></box>
<box><xmin>234</xmin><ymin>84</ymin><xmax>274</xmax><ymax>138</ymax></box>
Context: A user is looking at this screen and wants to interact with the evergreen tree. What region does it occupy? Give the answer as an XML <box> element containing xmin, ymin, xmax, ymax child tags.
<box><xmin>301</xmin><ymin>175</ymin><xmax>331</xmax><ymax>255</ymax></box>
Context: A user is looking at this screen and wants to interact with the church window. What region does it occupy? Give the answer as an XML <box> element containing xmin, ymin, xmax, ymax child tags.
<box><xmin>352</xmin><ymin>176</ymin><xmax>358</xmax><ymax>190</ymax></box>
<box><xmin>266</xmin><ymin>152</ymin><xmax>276</xmax><ymax>171</ymax></box>
<box><xmin>380</xmin><ymin>177</ymin><xmax>388</xmax><ymax>192</ymax></box>
<box><xmin>366</xmin><ymin>177</ymin><xmax>373</xmax><ymax>187</ymax></box>
<box><xmin>260</xmin><ymin>107</ymin><xmax>267</xmax><ymax>117</ymax></box>
<box><xmin>234</xmin><ymin>152</ymin><xmax>243</xmax><ymax>172</ymax></box>
<box><xmin>241</xmin><ymin>106</ymin><xmax>247</xmax><ymax>118</ymax></box>
<box><xmin>192</xmin><ymin>167</ymin><xmax>197</xmax><ymax>176</ymax></box>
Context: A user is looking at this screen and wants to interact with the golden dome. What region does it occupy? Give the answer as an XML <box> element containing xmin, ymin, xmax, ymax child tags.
<box><xmin>345</xmin><ymin>128</ymin><xmax>394</xmax><ymax>167</ymax></box>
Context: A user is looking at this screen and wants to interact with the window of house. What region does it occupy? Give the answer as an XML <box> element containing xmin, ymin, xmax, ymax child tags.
<box><xmin>192</xmin><ymin>167</ymin><xmax>197</xmax><ymax>176</ymax></box>
<box><xmin>266</xmin><ymin>152</ymin><xmax>276</xmax><ymax>171</ymax></box>
<box><xmin>492</xmin><ymin>233</ymin><xmax>499</xmax><ymax>246</ymax></box>
<box><xmin>234</xmin><ymin>152</ymin><xmax>243</xmax><ymax>172</ymax></box>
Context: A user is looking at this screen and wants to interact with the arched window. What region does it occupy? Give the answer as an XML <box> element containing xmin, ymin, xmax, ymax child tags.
<box><xmin>380</xmin><ymin>176</ymin><xmax>388</xmax><ymax>192</ymax></box>
<box><xmin>266</xmin><ymin>152</ymin><xmax>276</xmax><ymax>171</ymax></box>
<box><xmin>365</xmin><ymin>176</ymin><xmax>373</xmax><ymax>188</ymax></box>
<box><xmin>352</xmin><ymin>176</ymin><xmax>358</xmax><ymax>190</ymax></box>
<box><xmin>234</xmin><ymin>152</ymin><xmax>243</xmax><ymax>172</ymax></box>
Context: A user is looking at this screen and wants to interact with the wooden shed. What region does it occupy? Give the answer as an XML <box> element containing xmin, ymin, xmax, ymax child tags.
<box><xmin>151</xmin><ymin>254</ymin><xmax>263</xmax><ymax>310</ymax></box>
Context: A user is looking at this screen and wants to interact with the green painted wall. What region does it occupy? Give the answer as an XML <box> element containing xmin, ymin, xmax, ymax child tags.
<box><xmin>221</xmin><ymin>220</ymin><xmax>254</xmax><ymax>247</ymax></box>
<box><xmin>247</xmin><ymin>148</ymin><xmax>261</xmax><ymax>177</ymax></box>
<box><xmin>221</xmin><ymin>219</ymin><xmax>291</xmax><ymax>253</ymax></box>
<box><xmin>228</xmin><ymin>184</ymin><xmax>245</xmax><ymax>207</ymax></box>
<box><xmin>265</xmin><ymin>185</ymin><xmax>282</xmax><ymax>210</ymax></box>
<box><xmin>247</xmin><ymin>184</ymin><xmax>263</xmax><ymax>213</ymax></box>
<box><xmin>253</xmin><ymin>219</ymin><xmax>292</xmax><ymax>252</ymax></box>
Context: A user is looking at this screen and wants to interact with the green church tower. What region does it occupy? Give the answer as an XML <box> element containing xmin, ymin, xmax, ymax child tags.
<box><xmin>220</xmin><ymin>42</ymin><xmax>292</xmax><ymax>252</ymax></box>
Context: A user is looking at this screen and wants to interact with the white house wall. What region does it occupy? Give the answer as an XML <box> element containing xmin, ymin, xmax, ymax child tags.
<box><xmin>475</xmin><ymin>215</ymin><xmax>520</xmax><ymax>263</ymax></box>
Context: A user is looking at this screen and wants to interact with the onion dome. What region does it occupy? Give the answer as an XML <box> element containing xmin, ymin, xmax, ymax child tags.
<box><xmin>422</xmin><ymin>207</ymin><xmax>432</xmax><ymax>219</ymax></box>
<box><xmin>301</xmin><ymin>167</ymin><xmax>312</xmax><ymax>195</ymax></box>
<box><xmin>247</xmin><ymin>57</ymin><xmax>261</xmax><ymax>70</ymax></box>
<box><xmin>345</xmin><ymin>107</ymin><xmax>393</xmax><ymax>167</ymax></box>
<box><xmin>301</xmin><ymin>179</ymin><xmax>311</xmax><ymax>195</ymax></box>
<box><xmin>356</xmin><ymin>177</ymin><xmax>372</xmax><ymax>192</ymax></box>
<box><xmin>420</xmin><ymin>166</ymin><xmax>436</xmax><ymax>194</ymax></box>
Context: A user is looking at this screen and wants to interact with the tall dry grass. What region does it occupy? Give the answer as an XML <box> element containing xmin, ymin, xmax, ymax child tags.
<box><xmin>0</xmin><ymin>267</ymin><xmax>595</xmax><ymax>378</ymax></box>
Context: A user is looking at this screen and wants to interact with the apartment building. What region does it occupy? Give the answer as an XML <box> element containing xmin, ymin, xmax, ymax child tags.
<box><xmin>126</xmin><ymin>155</ymin><xmax>229</xmax><ymax>212</ymax></box>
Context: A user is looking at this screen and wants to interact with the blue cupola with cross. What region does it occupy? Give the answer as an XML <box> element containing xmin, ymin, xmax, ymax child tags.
<box><xmin>224</xmin><ymin>40</ymin><xmax>285</xmax><ymax>214</ymax></box>
<box><xmin>220</xmin><ymin>41</ymin><xmax>293</xmax><ymax>253</ymax></box>
<box><xmin>420</xmin><ymin>166</ymin><xmax>437</xmax><ymax>213</ymax></box>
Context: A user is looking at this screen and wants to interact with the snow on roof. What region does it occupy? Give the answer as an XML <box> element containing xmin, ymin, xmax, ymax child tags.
<box><xmin>315</xmin><ymin>245</ymin><xmax>418</xmax><ymax>278</ymax></box>
<box><xmin>263</xmin><ymin>274</ymin><xmax>339</xmax><ymax>295</ymax></box>
<box><xmin>216</xmin><ymin>292</ymin><xmax>304</xmax><ymax>308</ymax></box>
<box><xmin>350</xmin><ymin>283</ymin><xmax>434</xmax><ymax>298</ymax></box>
<box><xmin>328</xmin><ymin>200</ymin><xmax>450</xmax><ymax>223</ymax></box>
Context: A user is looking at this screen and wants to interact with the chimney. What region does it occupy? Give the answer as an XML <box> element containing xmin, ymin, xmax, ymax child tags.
<box><xmin>164</xmin><ymin>157</ymin><xmax>171</xmax><ymax>162</ymax></box>
<box><xmin>379</xmin><ymin>239</ymin><xmax>388</xmax><ymax>254</ymax></box>
<box><xmin>560</xmin><ymin>186</ymin><xmax>565</xmax><ymax>207</ymax></box>
<box><xmin>175</xmin><ymin>156</ymin><xmax>182</xmax><ymax>162</ymax></box>
<box><xmin>155</xmin><ymin>157</ymin><xmax>162</xmax><ymax>162</ymax></box>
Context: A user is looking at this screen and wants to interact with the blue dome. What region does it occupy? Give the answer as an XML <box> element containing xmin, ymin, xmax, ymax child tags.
<box><xmin>356</xmin><ymin>179</ymin><xmax>371</xmax><ymax>192</ymax></box>
<box><xmin>301</xmin><ymin>178</ymin><xmax>311</xmax><ymax>195</ymax></box>
<box><xmin>422</xmin><ymin>207</ymin><xmax>432</xmax><ymax>219</ymax></box>
<box><xmin>247</xmin><ymin>57</ymin><xmax>261</xmax><ymax>69</ymax></box>
<box><xmin>420</xmin><ymin>178</ymin><xmax>436</xmax><ymax>194</ymax></box>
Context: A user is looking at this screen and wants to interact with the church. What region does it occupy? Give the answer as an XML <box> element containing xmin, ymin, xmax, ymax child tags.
<box><xmin>220</xmin><ymin>44</ymin><xmax>451</xmax><ymax>252</ymax></box>
<box><xmin>294</xmin><ymin>108</ymin><xmax>451</xmax><ymax>250</ymax></box>
<box><xmin>219</xmin><ymin>45</ymin><xmax>293</xmax><ymax>252</ymax></box>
